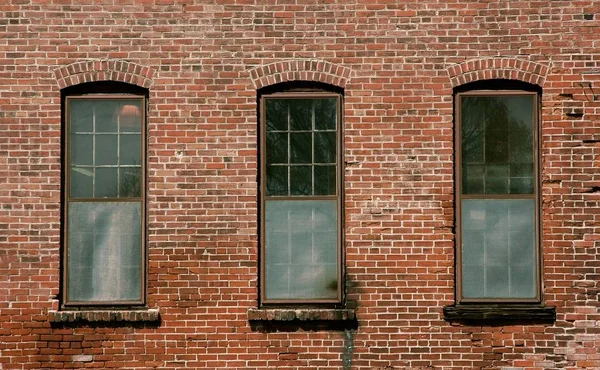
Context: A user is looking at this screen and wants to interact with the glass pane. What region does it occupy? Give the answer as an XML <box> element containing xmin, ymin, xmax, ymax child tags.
<box><xmin>70</xmin><ymin>134</ymin><xmax>93</xmax><ymax>166</ymax></box>
<box><xmin>289</xmin><ymin>264</ymin><xmax>337</xmax><ymax>299</ymax></box>
<box><xmin>266</xmin><ymin>132</ymin><xmax>288</xmax><ymax>165</ymax></box>
<box><xmin>265</xmin><ymin>99</ymin><xmax>288</xmax><ymax>132</ymax></box>
<box><xmin>266</xmin><ymin>165</ymin><xmax>287</xmax><ymax>196</ymax></box>
<box><xmin>95</xmin><ymin>167</ymin><xmax>118</xmax><ymax>198</ymax></box>
<box><xmin>289</xmin><ymin>99</ymin><xmax>313</xmax><ymax>131</ymax></box>
<box><xmin>462</xmin><ymin>125</ymin><xmax>484</xmax><ymax>163</ymax></box>
<box><xmin>70</xmin><ymin>168</ymin><xmax>93</xmax><ymax>198</ymax></box>
<box><xmin>95</xmin><ymin>134</ymin><xmax>118</xmax><ymax>166</ymax></box>
<box><xmin>511</xmin><ymin>265</ymin><xmax>536</xmax><ymax>298</ymax></box>
<box><xmin>461</xmin><ymin>199</ymin><xmax>536</xmax><ymax>299</ymax></box>
<box><xmin>314</xmin><ymin>98</ymin><xmax>337</xmax><ymax>130</ymax></box>
<box><xmin>462</xmin><ymin>164</ymin><xmax>484</xmax><ymax>194</ymax></box>
<box><xmin>486</xmin><ymin>266</ymin><xmax>510</xmax><ymax>297</ymax></box>
<box><xmin>485</xmin><ymin>129</ymin><xmax>508</xmax><ymax>163</ymax></box>
<box><xmin>314</xmin><ymin>231</ymin><xmax>337</xmax><ymax>264</ymax></box>
<box><xmin>461</xmin><ymin>96</ymin><xmax>488</xmax><ymax>162</ymax></box>
<box><xmin>461</xmin><ymin>230</ymin><xmax>484</xmax><ymax>266</ymax></box>
<box><xmin>290</xmin><ymin>166</ymin><xmax>312</xmax><ymax>195</ymax></box>
<box><xmin>265</xmin><ymin>200</ymin><xmax>338</xmax><ymax>300</ymax></box>
<box><xmin>509</xmin><ymin>200</ymin><xmax>535</xmax><ymax>265</ymax></box>
<box><xmin>119</xmin><ymin>101</ymin><xmax>142</xmax><ymax>133</ymax></box>
<box><xmin>70</xmin><ymin>100</ymin><xmax>94</xmax><ymax>133</ymax></box>
<box><xmin>486</xmin><ymin>226</ymin><xmax>509</xmax><ymax>266</ymax></box>
<box><xmin>509</xmin><ymin>162</ymin><xmax>533</xmax><ymax>192</ymax></box>
<box><xmin>267</xmin><ymin>231</ymin><xmax>290</xmax><ymax>264</ymax></box>
<box><xmin>120</xmin><ymin>134</ymin><xmax>142</xmax><ymax>165</ymax></box>
<box><xmin>510</xmin><ymin>162</ymin><xmax>532</xmax><ymax>177</ymax></box>
<box><xmin>485</xmin><ymin>165</ymin><xmax>509</xmax><ymax>194</ymax></box>
<box><xmin>463</xmin><ymin>265</ymin><xmax>484</xmax><ymax>298</ymax></box>
<box><xmin>266</xmin><ymin>265</ymin><xmax>290</xmax><ymax>299</ymax></box>
<box><xmin>95</xmin><ymin>100</ymin><xmax>119</xmax><ymax>133</ymax></box>
<box><xmin>314</xmin><ymin>132</ymin><xmax>336</xmax><ymax>164</ymax></box>
<box><xmin>510</xmin><ymin>177</ymin><xmax>534</xmax><ymax>194</ymax></box>
<box><xmin>67</xmin><ymin>202</ymin><xmax>142</xmax><ymax>302</ymax></box>
<box><xmin>509</xmin><ymin>96</ymin><xmax>534</xmax><ymax>128</ymax></box>
<box><xmin>510</xmin><ymin>129</ymin><xmax>533</xmax><ymax>163</ymax></box>
<box><xmin>290</xmin><ymin>132</ymin><xmax>312</xmax><ymax>164</ymax></box>
<box><xmin>290</xmin><ymin>231</ymin><xmax>314</xmax><ymax>265</ymax></box>
<box><xmin>314</xmin><ymin>165</ymin><xmax>336</xmax><ymax>195</ymax></box>
<box><xmin>119</xmin><ymin>167</ymin><xmax>142</xmax><ymax>198</ymax></box>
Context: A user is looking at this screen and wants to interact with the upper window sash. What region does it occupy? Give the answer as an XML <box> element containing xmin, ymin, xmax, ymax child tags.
<box><xmin>261</xmin><ymin>93</ymin><xmax>341</xmax><ymax>200</ymax></box>
<box><xmin>66</xmin><ymin>96</ymin><xmax>145</xmax><ymax>202</ymax></box>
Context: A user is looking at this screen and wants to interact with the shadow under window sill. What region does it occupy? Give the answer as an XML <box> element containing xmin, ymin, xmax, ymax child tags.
<box><xmin>443</xmin><ymin>304</ymin><xmax>556</xmax><ymax>324</ymax></box>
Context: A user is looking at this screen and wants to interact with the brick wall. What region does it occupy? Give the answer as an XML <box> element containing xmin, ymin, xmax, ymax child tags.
<box><xmin>1</xmin><ymin>0</ymin><xmax>600</xmax><ymax>369</ymax></box>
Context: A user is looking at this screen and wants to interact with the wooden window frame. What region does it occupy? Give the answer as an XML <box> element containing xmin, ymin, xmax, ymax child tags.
<box><xmin>455</xmin><ymin>89</ymin><xmax>541</xmax><ymax>304</ymax></box>
<box><xmin>259</xmin><ymin>91</ymin><xmax>344</xmax><ymax>306</ymax></box>
<box><xmin>63</xmin><ymin>94</ymin><xmax>147</xmax><ymax>307</ymax></box>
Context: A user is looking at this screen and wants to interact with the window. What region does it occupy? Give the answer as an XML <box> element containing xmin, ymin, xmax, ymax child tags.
<box><xmin>260</xmin><ymin>91</ymin><xmax>342</xmax><ymax>304</ymax></box>
<box><xmin>64</xmin><ymin>94</ymin><xmax>145</xmax><ymax>306</ymax></box>
<box><xmin>456</xmin><ymin>87</ymin><xmax>539</xmax><ymax>303</ymax></box>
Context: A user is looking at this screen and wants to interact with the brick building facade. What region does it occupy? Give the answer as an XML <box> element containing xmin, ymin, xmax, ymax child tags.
<box><xmin>1</xmin><ymin>0</ymin><xmax>600</xmax><ymax>369</ymax></box>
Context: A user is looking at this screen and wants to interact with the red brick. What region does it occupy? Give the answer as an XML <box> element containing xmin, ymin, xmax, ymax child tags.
<box><xmin>1</xmin><ymin>1</ymin><xmax>600</xmax><ymax>369</ymax></box>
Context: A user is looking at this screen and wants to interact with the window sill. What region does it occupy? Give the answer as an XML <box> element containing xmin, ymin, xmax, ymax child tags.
<box><xmin>248</xmin><ymin>308</ymin><xmax>356</xmax><ymax>322</ymax></box>
<box><xmin>48</xmin><ymin>308</ymin><xmax>160</xmax><ymax>324</ymax></box>
<box><xmin>443</xmin><ymin>304</ymin><xmax>555</xmax><ymax>323</ymax></box>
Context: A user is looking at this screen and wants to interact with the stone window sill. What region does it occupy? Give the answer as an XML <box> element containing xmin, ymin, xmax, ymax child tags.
<box><xmin>443</xmin><ymin>304</ymin><xmax>555</xmax><ymax>322</ymax></box>
<box><xmin>248</xmin><ymin>308</ymin><xmax>356</xmax><ymax>322</ymax></box>
<box><xmin>48</xmin><ymin>308</ymin><xmax>160</xmax><ymax>324</ymax></box>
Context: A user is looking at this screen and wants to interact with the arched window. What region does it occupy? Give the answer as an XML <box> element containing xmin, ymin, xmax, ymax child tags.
<box><xmin>259</xmin><ymin>82</ymin><xmax>343</xmax><ymax>305</ymax></box>
<box><xmin>455</xmin><ymin>80</ymin><xmax>540</xmax><ymax>303</ymax></box>
<box><xmin>62</xmin><ymin>81</ymin><xmax>147</xmax><ymax>306</ymax></box>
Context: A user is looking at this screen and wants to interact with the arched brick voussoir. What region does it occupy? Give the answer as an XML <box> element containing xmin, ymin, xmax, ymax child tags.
<box><xmin>447</xmin><ymin>57</ymin><xmax>549</xmax><ymax>88</ymax></box>
<box><xmin>248</xmin><ymin>59</ymin><xmax>352</xmax><ymax>89</ymax></box>
<box><xmin>54</xmin><ymin>60</ymin><xmax>156</xmax><ymax>90</ymax></box>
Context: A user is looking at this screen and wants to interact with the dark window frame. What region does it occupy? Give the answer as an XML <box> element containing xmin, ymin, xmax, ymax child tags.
<box><xmin>63</xmin><ymin>93</ymin><xmax>147</xmax><ymax>307</ymax></box>
<box><xmin>259</xmin><ymin>90</ymin><xmax>344</xmax><ymax>306</ymax></box>
<box><xmin>455</xmin><ymin>88</ymin><xmax>541</xmax><ymax>304</ymax></box>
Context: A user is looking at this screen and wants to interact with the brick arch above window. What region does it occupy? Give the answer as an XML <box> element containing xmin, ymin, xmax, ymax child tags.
<box><xmin>248</xmin><ymin>59</ymin><xmax>352</xmax><ymax>89</ymax></box>
<box><xmin>447</xmin><ymin>58</ymin><xmax>549</xmax><ymax>88</ymax></box>
<box><xmin>54</xmin><ymin>60</ymin><xmax>156</xmax><ymax>90</ymax></box>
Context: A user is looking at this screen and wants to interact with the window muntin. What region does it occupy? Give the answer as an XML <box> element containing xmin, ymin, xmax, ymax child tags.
<box><xmin>64</xmin><ymin>96</ymin><xmax>145</xmax><ymax>305</ymax></box>
<box><xmin>261</xmin><ymin>93</ymin><xmax>342</xmax><ymax>304</ymax></box>
<box><xmin>457</xmin><ymin>91</ymin><xmax>539</xmax><ymax>302</ymax></box>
